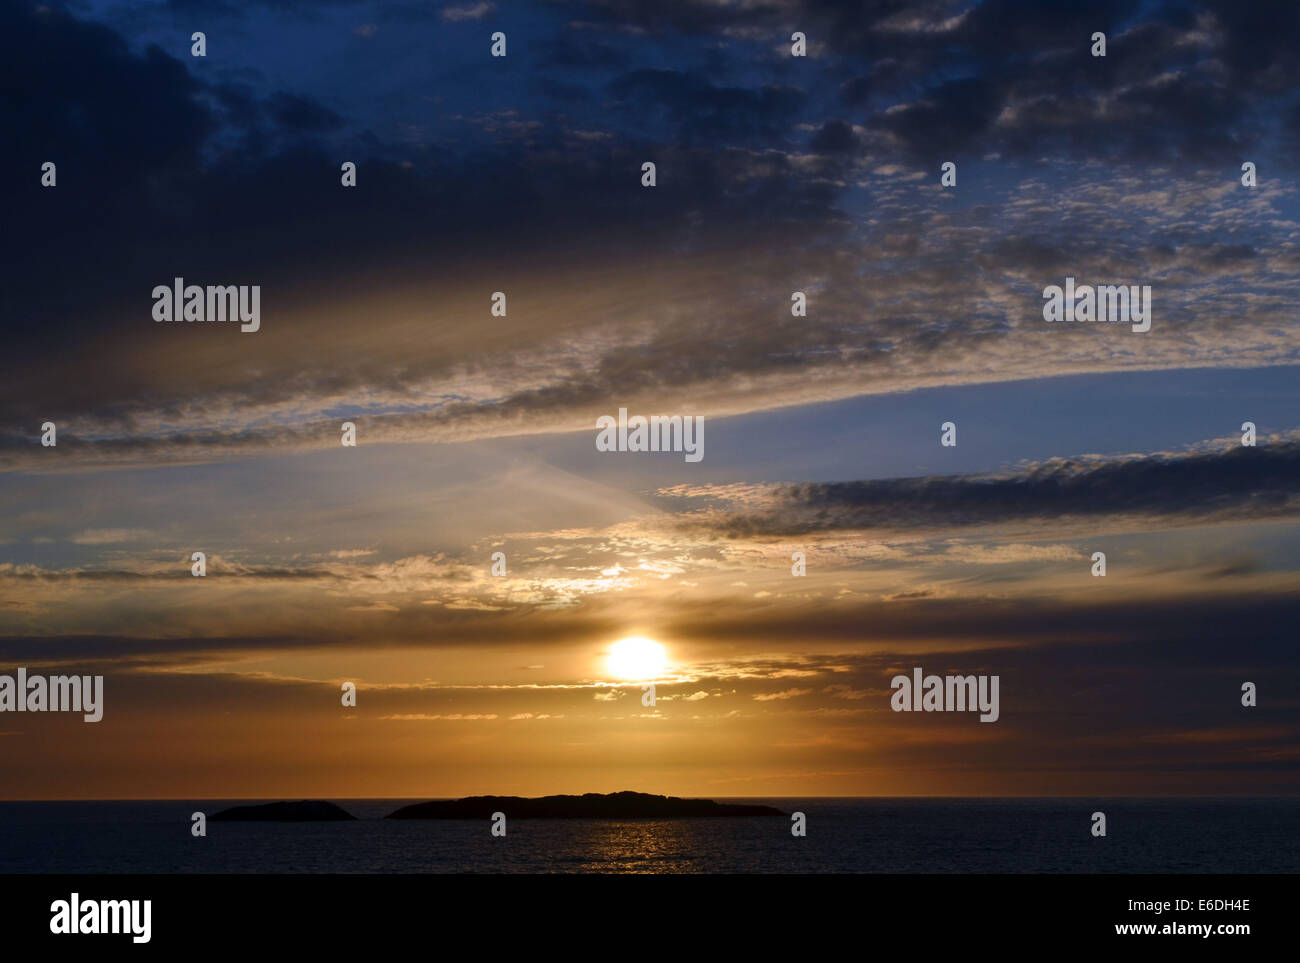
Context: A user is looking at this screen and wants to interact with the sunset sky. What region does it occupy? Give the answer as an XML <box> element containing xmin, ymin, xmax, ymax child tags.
<box><xmin>2</xmin><ymin>0</ymin><xmax>1299</xmax><ymax>799</ymax></box>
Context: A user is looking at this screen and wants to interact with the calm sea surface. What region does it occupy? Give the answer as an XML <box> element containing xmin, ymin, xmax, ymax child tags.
<box><xmin>1</xmin><ymin>798</ymin><xmax>1295</xmax><ymax>873</ymax></box>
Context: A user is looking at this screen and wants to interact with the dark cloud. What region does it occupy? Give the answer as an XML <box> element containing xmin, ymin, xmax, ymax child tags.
<box><xmin>568</xmin><ymin>0</ymin><xmax>1298</xmax><ymax>166</ymax></box>
<box><xmin>809</xmin><ymin>118</ymin><xmax>858</xmax><ymax>153</ymax></box>
<box><xmin>606</xmin><ymin>68</ymin><xmax>805</xmax><ymax>145</ymax></box>
<box><xmin>876</xmin><ymin>76</ymin><xmax>1001</xmax><ymax>157</ymax></box>
<box><xmin>1199</xmin><ymin>0</ymin><xmax>1300</xmax><ymax>90</ymax></box>
<box><xmin>2</xmin><ymin>0</ymin><xmax>1297</xmax><ymax>472</ymax></box>
<box><xmin>0</xmin><ymin>0</ymin><xmax>854</xmax><ymax>457</ymax></box>
<box><xmin>537</xmin><ymin>32</ymin><xmax>633</xmax><ymax>71</ymax></box>
<box><xmin>670</xmin><ymin>441</ymin><xmax>1300</xmax><ymax>537</ymax></box>
<box><xmin>267</xmin><ymin>92</ymin><xmax>344</xmax><ymax>132</ymax></box>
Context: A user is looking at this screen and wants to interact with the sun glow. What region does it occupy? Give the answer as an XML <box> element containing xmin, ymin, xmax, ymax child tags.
<box><xmin>606</xmin><ymin>636</ymin><xmax>668</xmax><ymax>681</ymax></box>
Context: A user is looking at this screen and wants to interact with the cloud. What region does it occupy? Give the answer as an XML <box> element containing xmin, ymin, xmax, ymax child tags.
<box><xmin>69</xmin><ymin>528</ymin><xmax>152</xmax><ymax>545</ymax></box>
<box><xmin>661</xmin><ymin>689</ymin><xmax>709</xmax><ymax>702</ymax></box>
<box><xmin>666</xmin><ymin>439</ymin><xmax>1300</xmax><ymax>538</ymax></box>
<box><xmin>441</xmin><ymin>2</ymin><xmax>495</xmax><ymax>22</ymax></box>
<box><xmin>753</xmin><ymin>688</ymin><xmax>812</xmax><ymax>701</ymax></box>
<box><xmin>4</xmin><ymin>2</ymin><xmax>1299</xmax><ymax>472</ymax></box>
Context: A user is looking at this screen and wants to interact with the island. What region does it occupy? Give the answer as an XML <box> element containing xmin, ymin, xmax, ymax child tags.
<box><xmin>385</xmin><ymin>791</ymin><xmax>785</xmax><ymax>819</ymax></box>
<box><xmin>210</xmin><ymin>800</ymin><xmax>357</xmax><ymax>821</ymax></box>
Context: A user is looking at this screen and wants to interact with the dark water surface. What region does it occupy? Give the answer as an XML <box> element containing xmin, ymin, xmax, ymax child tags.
<box><xmin>1</xmin><ymin>798</ymin><xmax>1295</xmax><ymax>873</ymax></box>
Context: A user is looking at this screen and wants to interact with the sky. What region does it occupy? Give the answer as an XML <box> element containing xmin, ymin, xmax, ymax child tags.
<box><xmin>1</xmin><ymin>0</ymin><xmax>1299</xmax><ymax>798</ymax></box>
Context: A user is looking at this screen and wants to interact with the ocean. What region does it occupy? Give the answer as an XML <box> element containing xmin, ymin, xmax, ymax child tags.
<box><xmin>1</xmin><ymin>798</ymin><xmax>1295</xmax><ymax>874</ymax></box>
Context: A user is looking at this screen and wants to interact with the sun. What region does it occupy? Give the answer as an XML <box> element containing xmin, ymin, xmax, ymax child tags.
<box><xmin>607</xmin><ymin>636</ymin><xmax>668</xmax><ymax>681</ymax></box>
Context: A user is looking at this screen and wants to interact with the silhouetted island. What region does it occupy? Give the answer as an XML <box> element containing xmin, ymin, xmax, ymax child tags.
<box><xmin>386</xmin><ymin>791</ymin><xmax>785</xmax><ymax>819</ymax></box>
<box><xmin>210</xmin><ymin>800</ymin><xmax>357</xmax><ymax>821</ymax></box>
